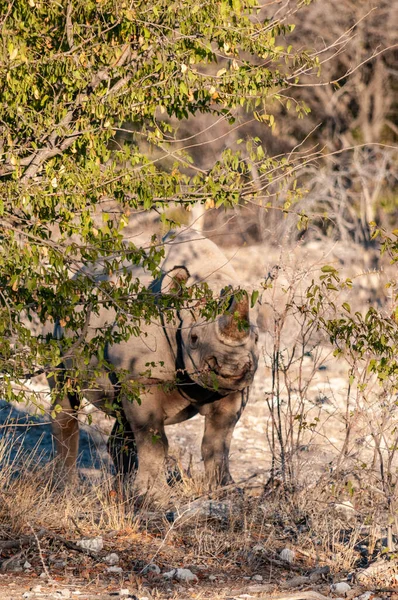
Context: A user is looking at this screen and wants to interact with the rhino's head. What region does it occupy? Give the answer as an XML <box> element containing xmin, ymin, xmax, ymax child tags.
<box><xmin>163</xmin><ymin>267</ymin><xmax>259</xmax><ymax>394</ymax></box>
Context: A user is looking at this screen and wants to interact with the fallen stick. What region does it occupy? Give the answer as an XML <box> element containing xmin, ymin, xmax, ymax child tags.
<box><xmin>0</xmin><ymin>529</ymin><xmax>46</xmax><ymax>552</ymax></box>
<box><xmin>42</xmin><ymin>528</ymin><xmax>100</xmax><ymax>560</ymax></box>
<box><xmin>0</xmin><ymin>528</ymin><xmax>99</xmax><ymax>562</ymax></box>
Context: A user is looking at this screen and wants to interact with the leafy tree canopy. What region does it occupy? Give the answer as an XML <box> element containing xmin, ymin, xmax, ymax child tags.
<box><xmin>0</xmin><ymin>0</ymin><xmax>316</xmax><ymax>399</ymax></box>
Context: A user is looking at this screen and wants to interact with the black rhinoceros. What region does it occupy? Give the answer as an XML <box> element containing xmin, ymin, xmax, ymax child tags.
<box><xmin>48</xmin><ymin>229</ymin><xmax>260</xmax><ymax>496</ymax></box>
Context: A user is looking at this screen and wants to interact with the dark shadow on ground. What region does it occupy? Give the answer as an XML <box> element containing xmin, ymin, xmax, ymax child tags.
<box><xmin>0</xmin><ymin>400</ymin><xmax>106</xmax><ymax>471</ymax></box>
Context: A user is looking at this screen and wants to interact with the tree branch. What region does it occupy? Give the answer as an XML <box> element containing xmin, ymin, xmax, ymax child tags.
<box><xmin>66</xmin><ymin>1</ymin><xmax>74</xmax><ymax>50</ymax></box>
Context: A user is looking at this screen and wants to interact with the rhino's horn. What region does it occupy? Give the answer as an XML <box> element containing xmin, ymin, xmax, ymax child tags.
<box><xmin>218</xmin><ymin>294</ymin><xmax>250</xmax><ymax>341</ymax></box>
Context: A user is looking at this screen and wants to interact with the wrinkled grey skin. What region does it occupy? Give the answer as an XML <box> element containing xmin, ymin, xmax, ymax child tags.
<box><xmin>48</xmin><ymin>230</ymin><xmax>259</xmax><ymax>496</ymax></box>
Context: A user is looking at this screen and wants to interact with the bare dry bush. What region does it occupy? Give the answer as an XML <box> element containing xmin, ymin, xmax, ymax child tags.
<box><xmin>235</xmin><ymin>235</ymin><xmax>398</xmax><ymax>554</ymax></box>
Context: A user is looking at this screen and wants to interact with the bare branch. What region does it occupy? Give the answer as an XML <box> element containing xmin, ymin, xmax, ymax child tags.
<box><xmin>65</xmin><ymin>1</ymin><xmax>74</xmax><ymax>50</ymax></box>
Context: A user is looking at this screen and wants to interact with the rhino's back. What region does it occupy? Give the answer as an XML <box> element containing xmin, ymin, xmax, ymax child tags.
<box><xmin>161</xmin><ymin>229</ymin><xmax>239</xmax><ymax>288</ymax></box>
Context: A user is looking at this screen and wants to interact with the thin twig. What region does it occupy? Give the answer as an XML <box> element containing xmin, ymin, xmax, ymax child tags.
<box><xmin>28</xmin><ymin>522</ymin><xmax>53</xmax><ymax>581</ymax></box>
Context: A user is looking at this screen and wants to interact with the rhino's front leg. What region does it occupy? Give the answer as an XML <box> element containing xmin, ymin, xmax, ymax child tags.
<box><xmin>121</xmin><ymin>391</ymin><xmax>168</xmax><ymax>497</ymax></box>
<box><xmin>49</xmin><ymin>374</ymin><xmax>80</xmax><ymax>482</ymax></box>
<box><xmin>200</xmin><ymin>391</ymin><xmax>247</xmax><ymax>487</ymax></box>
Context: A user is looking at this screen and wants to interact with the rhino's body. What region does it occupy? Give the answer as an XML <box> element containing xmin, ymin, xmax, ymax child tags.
<box><xmin>49</xmin><ymin>229</ymin><xmax>259</xmax><ymax>495</ymax></box>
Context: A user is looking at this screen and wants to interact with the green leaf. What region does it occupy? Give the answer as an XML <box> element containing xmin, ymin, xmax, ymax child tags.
<box><xmin>179</xmin><ymin>81</ymin><xmax>189</xmax><ymax>96</ymax></box>
<box><xmin>250</xmin><ymin>290</ymin><xmax>259</xmax><ymax>307</ymax></box>
<box><xmin>321</xmin><ymin>265</ymin><xmax>337</xmax><ymax>273</ymax></box>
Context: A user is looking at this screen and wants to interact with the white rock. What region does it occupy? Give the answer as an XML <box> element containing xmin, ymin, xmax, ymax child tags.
<box><xmin>119</xmin><ymin>590</ymin><xmax>131</xmax><ymax>597</ymax></box>
<box><xmin>31</xmin><ymin>586</ymin><xmax>42</xmax><ymax>593</ymax></box>
<box><xmin>23</xmin><ymin>561</ymin><xmax>32</xmax><ymax>570</ymax></box>
<box><xmin>330</xmin><ymin>582</ymin><xmax>351</xmax><ymax>595</ymax></box>
<box><xmin>39</xmin><ymin>572</ymin><xmax>48</xmax><ymax>579</ymax></box>
<box><xmin>334</xmin><ymin>500</ymin><xmax>356</xmax><ymax>519</ymax></box>
<box><xmin>76</xmin><ymin>537</ymin><xmax>103</xmax><ymax>553</ymax></box>
<box><xmin>163</xmin><ymin>568</ymin><xmax>198</xmax><ymax>583</ymax></box>
<box><xmin>357</xmin><ymin>593</ymin><xmax>373</xmax><ymax>600</ymax></box>
<box><xmin>252</xmin><ymin>574</ymin><xmax>263</xmax><ymax>581</ymax></box>
<box><xmin>54</xmin><ymin>591</ymin><xmax>71</xmax><ymax>599</ymax></box>
<box><xmin>22</xmin><ymin>594</ymin><xmax>32</xmax><ymax>599</ymax></box>
<box><xmin>107</xmin><ymin>566</ymin><xmax>123</xmax><ymax>574</ymax></box>
<box><xmin>208</xmin><ymin>575</ymin><xmax>217</xmax><ymax>581</ymax></box>
<box><xmin>104</xmin><ymin>553</ymin><xmax>120</xmax><ymax>566</ymax></box>
<box><xmin>280</xmin><ymin>548</ymin><xmax>295</xmax><ymax>563</ymax></box>
<box><xmin>142</xmin><ymin>563</ymin><xmax>161</xmax><ymax>575</ymax></box>
<box><xmin>252</xmin><ymin>544</ymin><xmax>266</xmax><ymax>554</ymax></box>
<box><xmin>163</xmin><ymin>569</ymin><xmax>176</xmax><ymax>580</ymax></box>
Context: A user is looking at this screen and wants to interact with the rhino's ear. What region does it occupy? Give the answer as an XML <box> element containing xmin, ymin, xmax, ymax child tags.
<box><xmin>162</xmin><ymin>265</ymin><xmax>190</xmax><ymax>296</ymax></box>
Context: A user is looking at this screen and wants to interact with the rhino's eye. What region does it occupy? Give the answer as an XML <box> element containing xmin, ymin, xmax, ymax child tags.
<box><xmin>190</xmin><ymin>331</ymin><xmax>199</xmax><ymax>348</ymax></box>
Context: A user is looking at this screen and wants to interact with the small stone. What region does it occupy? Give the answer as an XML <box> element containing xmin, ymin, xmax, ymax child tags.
<box><xmin>39</xmin><ymin>572</ymin><xmax>48</xmax><ymax>579</ymax></box>
<box><xmin>252</xmin><ymin>574</ymin><xmax>263</xmax><ymax>581</ymax></box>
<box><xmin>163</xmin><ymin>568</ymin><xmax>177</xmax><ymax>580</ymax></box>
<box><xmin>76</xmin><ymin>537</ymin><xmax>103</xmax><ymax>553</ymax></box>
<box><xmin>107</xmin><ymin>566</ymin><xmax>123</xmax><ymax>574</ymax></box>
<box><xmin>252</xmin><ymin>544</ymin><xmax>265</xmax><ymax>554</ymax></box>
<box><xmin>208</xmin><ymin>575</ymin><xmax>217</xmax><ymax>581</ymax></box>
<box><xmin>104</xmin><ymin>553</ymin><xmax>120</xmax><ymax>566</ymax></box>
<box><xmin>280</xmin><ymin>548</ymin><xmax>295</xmax><ymax>563</ymax></box>
<box><xmin>142</xmin><ymin>563</ymin><xmax>161</xmax><ymax>575</ymax></box>
<box><xmin>119</xmin><ymin>590</ymin><xmax>130</xmax><ymax>597</ymax></box>
<box><xmin>31</xmin><ymin>586</ymin><xmax>43</xmax><ymax>593</ymax></box>
<box><xmin>163</xmin><ymin>568</ymin><xmax>198</xmax><ymax>583</ymax></box>
<box><xmin>334</xmin><ymin>500</ymin><xmax>356</xmax><ymax>519</ymax></box>
<box><xmin>330</xmin><ymin>582</ymin><xmax>351</xmax><ymax>595</ymax></box>
<box><xmin>22</xmin><ymin>594</ymin><xmax>32</xmax><ymax>599</ymax></box>
<box><xmin>357</xmin><ymin>593</ymin><xmax>373</xmax><ymax>600</ymax></box>
<box><xmin>23</xmin><ymin>561</ymin><xmax>32</xmax><ymax>570</ymax></box>
<box><xmin>54</xmin><ymin>591</ymin><xmax>71</xmax><ymax>599</ymax></box>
